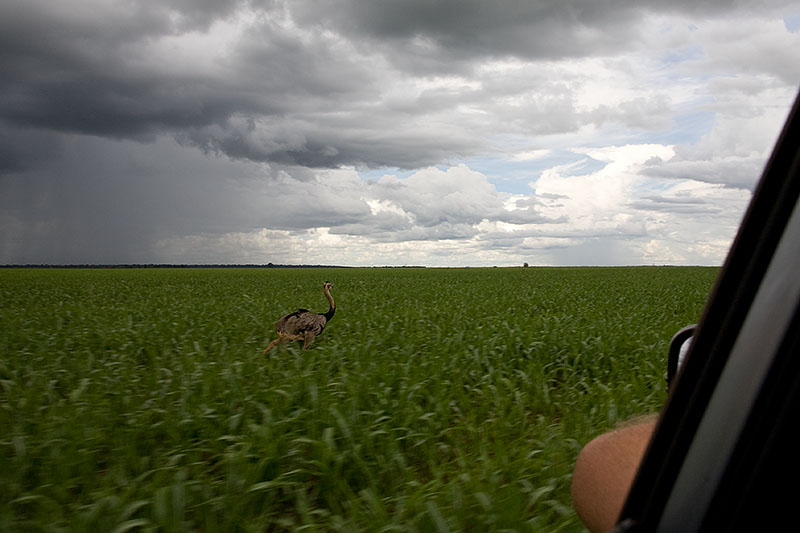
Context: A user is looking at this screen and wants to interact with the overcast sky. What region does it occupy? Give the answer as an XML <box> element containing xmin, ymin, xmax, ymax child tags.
<box><xmin>1</xmin><ymin>0</ymin><xmax>799</xmax><ymax>266</ymax></box>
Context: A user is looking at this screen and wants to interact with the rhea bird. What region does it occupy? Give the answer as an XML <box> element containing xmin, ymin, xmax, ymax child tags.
<box><xmin>262</xmin><ymin>281</ymin><xmax>335</xmax><ymax>353</ymax></box>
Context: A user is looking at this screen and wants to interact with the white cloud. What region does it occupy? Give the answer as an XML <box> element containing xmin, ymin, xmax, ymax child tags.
<box><xmin>536</xmin><ymin>144</ymin><xmax>676</xmax><ymax>215</ymax></box>
<box><xmin>510</xmin><ymin>148</ymin><xmax>552</xmax><ymax>161</ymax></box>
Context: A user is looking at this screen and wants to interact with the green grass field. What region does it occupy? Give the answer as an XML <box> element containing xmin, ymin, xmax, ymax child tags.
<box><xmin>0</xmin><ymin>266</ymin><xmax>717</xmax><ymax>531</ymax></box>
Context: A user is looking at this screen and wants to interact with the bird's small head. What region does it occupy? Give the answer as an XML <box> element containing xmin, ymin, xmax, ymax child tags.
<box><xmin>323</xmin><ymin>281</ymin><xmax>332</xmax><ymax>291</ymax></box>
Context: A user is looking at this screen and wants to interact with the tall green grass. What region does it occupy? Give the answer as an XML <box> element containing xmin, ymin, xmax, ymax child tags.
<box><xmin>0</xmin><ymin>267</ymin><xmax>717</xmax><ymax>531</ymax></box>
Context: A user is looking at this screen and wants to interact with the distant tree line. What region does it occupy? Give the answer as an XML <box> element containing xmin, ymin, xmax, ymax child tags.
<box><xmin>0</xmin><ymin>263</ymin><xmax>353</xmax><ymax>269</ymax></box>
<box><xmin>0</xmin><ymin>263</ymin><xmax>432</xmax><ymax>269</ymax></box>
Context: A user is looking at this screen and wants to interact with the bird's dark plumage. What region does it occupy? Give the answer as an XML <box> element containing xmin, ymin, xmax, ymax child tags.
<box><xmin>263</xmin><ymin>282</ymin><xmax>335</xmax><ymax>353</ymax></box>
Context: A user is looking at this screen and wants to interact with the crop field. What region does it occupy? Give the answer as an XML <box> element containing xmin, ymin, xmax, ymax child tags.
<box><xmin>0</xmin><ymin>266</ymin><xmax>718</xmax><ymax>531</ymax></box>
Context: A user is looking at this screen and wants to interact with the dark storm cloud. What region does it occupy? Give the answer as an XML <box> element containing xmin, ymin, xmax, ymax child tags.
<box><xmin>0</xmin><ymin>127</ymin><xmax>62</xmax><ymax>174</ymax></box>
<box><xmin>0</xmin><ymin>135</ymin><xmax>251</xmax><ymax>263</ymax></box>
<box><xmin>2</xmin><ymin>0</ymin><xmax>795</xmax><ymax>172</ymax></box>
<box><xmin>291</xmin><ymin>0</ymin><xmax>793</xmax><ymax>68</ymax></box>
<box><xmin>0</xmin><ymin>0</ymin><xmax>491</xmax><ymax>169</ymax></box>
<box><xmin>294</xmin><ymin>0</ymin><xmax>639</xmax><ymax>67</ymax></box>
<box><xmin>180</xmin><ymin>117</ymin><xmax>485</xmax><ymax>169</ymax></box>
<box><xmin>0</xmin><ymin>3</ymin><xmax>280</xmax><ymax>143</ymax></box>
<box><xmin>0</xmin><ymin>135</ymin><xmax>374</xmax><ymax>263</ymax></box>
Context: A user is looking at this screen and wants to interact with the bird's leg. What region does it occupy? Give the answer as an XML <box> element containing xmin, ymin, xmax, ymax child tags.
<box><xmin>302</xmin><ymin>331</ymin><xmax>317</xmax><ymax>350</ymax></box>
<box><xmin>263</xmin><ymin>332</ymin><xmax>303</xmax><ymax>354</ymax></box>
<box><xmin>262</xmin><ymin>338</ymin><xmax>282</xmax><ymax>354</ymax></box>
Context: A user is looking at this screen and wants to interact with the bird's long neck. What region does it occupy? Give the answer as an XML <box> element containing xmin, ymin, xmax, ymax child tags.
<box><xmin>322</xmin><ymin>288</ymin><xmax>335</xmax><ymax>321</ymax></box>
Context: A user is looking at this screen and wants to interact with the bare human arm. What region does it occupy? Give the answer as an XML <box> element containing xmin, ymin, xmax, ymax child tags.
<box><xmin>571</xmin><ymin>419</ymin><xmax>657</xmax><ymax>532</ymax></box>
